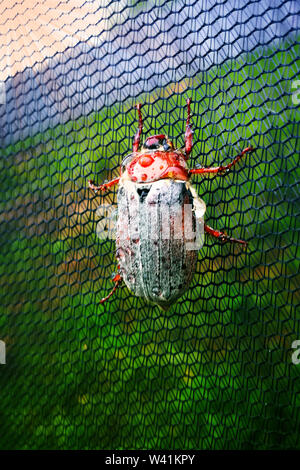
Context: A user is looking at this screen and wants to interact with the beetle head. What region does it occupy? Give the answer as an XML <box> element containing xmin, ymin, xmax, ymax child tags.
<box><xmin>143</xmin><ymin>134</ymin><xmax>174</xmax><ymax>152</ymax></box>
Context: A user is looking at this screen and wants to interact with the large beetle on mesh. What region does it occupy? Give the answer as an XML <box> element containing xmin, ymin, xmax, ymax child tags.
<box><xmin>89</xmin><ymin>99</ymin><xmax>253</xmax><ymax>309</ymax></box>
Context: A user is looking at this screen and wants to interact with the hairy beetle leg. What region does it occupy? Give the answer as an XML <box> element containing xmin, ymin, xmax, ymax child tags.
<box><xmin>204</xmin><ymin>224</ymin><xmax>247</xmax><ymax>246</ymax></box>
<box><xmin>88</xmin><ymin>177</ymin><xmax>120</xmax><ymax>193</ymax></box>
<box><xmin>189</xmin><ymin>146</ymin><xmax>254</xmax><ymax>176</ymax></box>
<box><xmin>100</xmin><ymin>274</ymin><xmax>123</xmax><ymax>304</ymax></box>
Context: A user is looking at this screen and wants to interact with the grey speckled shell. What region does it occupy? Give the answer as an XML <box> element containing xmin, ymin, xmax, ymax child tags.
<box><xmin>116</xmin><ymin>174</ymin><xmax>206</xmax><ymax>308</ymax></box>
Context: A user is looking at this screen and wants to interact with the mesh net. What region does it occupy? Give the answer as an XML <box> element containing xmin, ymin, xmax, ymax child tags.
<box><xmin>0</xmin><ymin>0</ymin><xmax>299</xmax><ymax>450</ymax></box>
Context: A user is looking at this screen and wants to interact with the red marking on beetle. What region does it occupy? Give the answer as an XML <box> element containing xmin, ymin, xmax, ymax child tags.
<box><xmin>139</xmin><ymin>155</ymin><xmax>154</xmax><ymax>167</ymax></box>
<box><xmin>141</xmin><ymin>174</ymin><xmax>147</xmax><ymax>181</ymax></box>
<box><xmin>160</xmin><ymin>159</ymin><xmax>189</xmax><ymax>181</ymax></box>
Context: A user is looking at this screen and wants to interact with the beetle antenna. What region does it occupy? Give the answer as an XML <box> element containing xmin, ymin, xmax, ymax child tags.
<box><xmin>133</xmin><ymin>103</ymin><xmax>143</xmax><ymax>153</ymax></box>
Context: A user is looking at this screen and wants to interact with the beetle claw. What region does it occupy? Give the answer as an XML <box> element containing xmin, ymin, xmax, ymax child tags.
<box><xmin>218</xmin><ymin>231</ymin><xmax>247</xmax><ymax>245</ymax></box>
<box><xmin>217</xmin><ymin>167</ymin><xmax>230</xmax><ymax>176</ymax></box>
<box><xmin>219</xmin><ymin>234</ymin><xmax>228</xmax><ymax>243</ymax></box>
<box><xmin>88</xmin><ymin>180</ymin><xmax>109</xmax><ymax>193</ymax></box>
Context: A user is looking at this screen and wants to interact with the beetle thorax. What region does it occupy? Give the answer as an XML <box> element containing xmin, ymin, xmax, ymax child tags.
<box><xmin>126</xmin><ymin>149</ymin><xmax>189</xmax><ymax>183</ymax></box>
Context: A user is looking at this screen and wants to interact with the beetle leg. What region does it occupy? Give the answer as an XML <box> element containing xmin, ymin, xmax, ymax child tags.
<box><xmin>100</xmin><ymin>273</ymin><xmax>123</xmax><ymax>304</ymax></box>
<box><xmin>133</xmin><ymin>103</ymin><xmax>143</xmax><ymax>153</ymax></box>
<box><xmin>185</xmin><ymin>98</ymin><xmax>193</xmax><ymax>158</ymax></box>
<box><xmin>204</xmin><ymin>223</ymin><xmax>247</xmax><ymax>246</ymax></box>
<box><xmin>189</xmin><ymin>146</ymin><xmax>254</xmax><ymax>175</ymax></box>
<box><xmin>88</xmin><ymin>177</ymin><xmax>120</xmax><ymax>193</ymax></box>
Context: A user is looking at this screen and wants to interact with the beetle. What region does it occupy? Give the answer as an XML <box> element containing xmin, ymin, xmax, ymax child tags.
<box><xmin>88</xmin><ymin>99</ymin><xmax>253</xmax><ymax>309</ymax></box>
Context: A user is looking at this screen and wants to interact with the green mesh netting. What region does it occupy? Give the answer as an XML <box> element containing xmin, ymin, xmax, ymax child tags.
<box><xmin>0</xmin><ymin>0</ymin><xmax>299</xmax><ymax>450</ymax></box>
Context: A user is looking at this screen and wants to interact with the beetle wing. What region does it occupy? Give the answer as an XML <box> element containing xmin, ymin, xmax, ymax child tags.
<box><xmin>116</xmin><ymin>175</ymin><xmax>204</xmax><ymax>308</ymax></box>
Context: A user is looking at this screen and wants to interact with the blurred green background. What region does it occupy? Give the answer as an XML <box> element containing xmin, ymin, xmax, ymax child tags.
<box><xmin>0</xmin><ymin>36</ymin><xmax>299</xmax><ymax>449</ymax></box>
